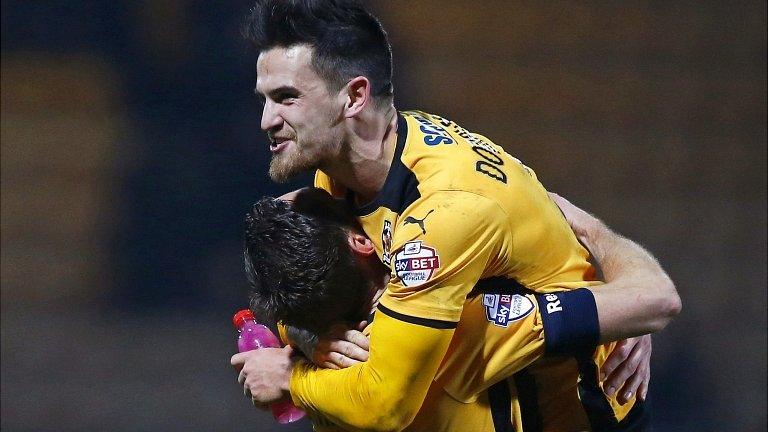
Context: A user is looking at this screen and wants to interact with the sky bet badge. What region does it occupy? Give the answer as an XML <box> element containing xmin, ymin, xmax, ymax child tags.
<box><xmin>483</xmin><ymin>294</ymin><xmax>535</xmax><ymax>327</ymax></box>
<box><xmin>394</xmin><ymin>241</ymin><xmax>440</xmax><ymax>287</ymax></box>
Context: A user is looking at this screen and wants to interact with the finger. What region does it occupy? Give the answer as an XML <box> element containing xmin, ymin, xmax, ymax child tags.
<box><xmin>330</xmin><ymin>340</ymin><xmax>369</xmax><ymax>362</ymax></box>
<box><xmin>617</xmin><ymin>346</ymin><xmax>651</xmax><ymax>405</ymax></box>
<box><xmin>601</xmin><ymin>339</ymin><xmax>633</xmax><ymax>381</ymax></box>
<box><xmin>321</xmin><ymin>361</ymin><xmax>341</xmax><ymax>370</ymax></box>
<box><xmin>231</xmin><ymin>352</ymin><xmax>246</xmax><ymax>368</ymax></box>
<box><xmin>616</xmin><ymin>365</ymin><xmax>645</xmax><ymax>405</ymax></box>
<box><xmin>344</xmin><ymin>329</ymin><xmax>370</xmax><ymax>352</ymax></box>
<box><xmin>238</xmin><ymin>369</ymin><xmax>247</xmax><ymax>386</ymax></box>
<box><xmin>604</xmin><ymin>343</ymin><xmax>644</xmax><ymax>398</ymax></box>
<box><xmin>639</xmin><ymin>366</ymin><xmax>650</xmax><ymax>401</ymax></box>
<box><xmin>356</xmin><ymin>321</ymin><xmax>368</xmax><ymax>331</ymax></box>
<box><xmin>336</xmin><ymin>351</ymin><xmax>361</xmax><ymax>368</ymax></box>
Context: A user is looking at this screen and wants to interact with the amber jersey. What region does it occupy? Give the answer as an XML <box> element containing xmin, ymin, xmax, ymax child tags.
<box><xmin>315</xmin><ymin>110</ymin><xmax>598</xmax><ymax>324</ymax></box>
<box><xmin>291</xmin><ymin>291</ymin><xmax>642</xmax><ymax>432</ymax></box>
<box><xmin>293</xmin><ymin>111</ymin><xmax>642</xmax><ymax>431</ymax></box>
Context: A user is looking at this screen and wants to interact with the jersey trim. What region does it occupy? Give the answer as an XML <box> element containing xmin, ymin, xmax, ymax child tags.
<box><xmin>470</xmin><ymin>276</ymin><xmax>529</xmax><ymax>297</ymax></box>
<box><xmin>377</xmin><ymin>304</ymin><xmax>457</xmax><ymax>329</ymax></box>
<box><xmin>513</xmin><ymin>368</ymin><xmax>543</xmax><ymax>432</ymax></box>
<box><xmin>488</xmin><ymin>380</ymin><xmax>514</xmax><ymax>432</ymax></box>
<box><xmin>577</xmin><ymin>351</ymin><xmax>620</xmax><ymax>430</ymax></box>
<box><xmin>354</xmin><ymin>114</ymin><xmax>421</xmax><ymax>216</ymax></box>
<box><xmin>613</xmin><ymin>399</ymin><xmax>650</xmax><ymax>432</ymax></box>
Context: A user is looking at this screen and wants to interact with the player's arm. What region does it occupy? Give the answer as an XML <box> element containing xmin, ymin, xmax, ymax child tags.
<box><xmin>288</xmin><ymin>191</ymin><xmax>509</xmax><ymax>431</ymax></box>
<box><xmin>291</xmin><ymin>313</ymin><xmax>453</xmax><ymax>431</ymax></box>
<box><xmin>550</xmin><ymin>193</ymin><xmax>682</xmax><ymax>343</ymax></box>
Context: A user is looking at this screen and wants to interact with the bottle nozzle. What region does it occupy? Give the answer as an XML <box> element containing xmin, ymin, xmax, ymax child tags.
<box><xmin>232</xmin><ymin>309</ymin><xmax>255</xmax><ymax>328</ymax></box>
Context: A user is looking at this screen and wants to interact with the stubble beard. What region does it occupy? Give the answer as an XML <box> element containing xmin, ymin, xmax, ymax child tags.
<box><xmin>268</xmin><ymin>142</ymin><xmax>319</xmax><ymax>183</ymax></box>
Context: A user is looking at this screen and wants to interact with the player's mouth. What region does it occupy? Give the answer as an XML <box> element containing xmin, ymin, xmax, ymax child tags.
<box><xmin>270</xmin><ymin>137</ymin><xmax>293</xmax><ymax>154</ymax></box>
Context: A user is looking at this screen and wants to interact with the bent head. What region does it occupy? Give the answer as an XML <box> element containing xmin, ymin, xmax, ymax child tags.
<box><xmin>244</xmin><ymin>188</ymin><xmax>378</xmax><ymax>333</ymax></box>
<box><xmin>243</xmin><ymin>0</ymin><xmax>394</xmax><ymax>182</ymax></box>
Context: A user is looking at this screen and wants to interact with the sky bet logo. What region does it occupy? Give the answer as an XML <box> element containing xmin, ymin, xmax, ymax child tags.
<box><xmin>394</xmin><ymin>241</ymin><xmax>440</xmax><ymax>287</ymax></box>
<box><xmin>484</xmin><ymin>294</ymin><xmax>535</xmax><ymax>327</ymax></box>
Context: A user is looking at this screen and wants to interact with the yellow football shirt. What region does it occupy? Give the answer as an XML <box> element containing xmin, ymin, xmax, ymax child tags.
<box><xmin>292</xmin><ymin>111</ymin><xmax>639</xmax><ymax>430</ymax></box>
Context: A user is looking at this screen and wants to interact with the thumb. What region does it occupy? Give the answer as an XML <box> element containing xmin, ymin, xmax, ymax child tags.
<box><xmin>231</xmin><ymin>352</ymin><xmax>246</xmax><ymax>369</ymax></box>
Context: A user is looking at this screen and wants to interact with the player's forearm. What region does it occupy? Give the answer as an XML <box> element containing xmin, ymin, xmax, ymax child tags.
<box><xmin>290</xmin><ymin>312</ymin><xmax>452</xmax><ymax>432</ymax></box>
<box><xmin>584</xmin><ymin>220</ymin><xmax>681</xmax><ymax>342</ymax></box>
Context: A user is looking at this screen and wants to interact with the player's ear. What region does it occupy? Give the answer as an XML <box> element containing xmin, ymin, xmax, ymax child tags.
<box><xmin>343</xmin><ymin>76</ymin><xmax>371</xmax><ymax>118</ymax></box>
<box><xmin>348</xmin><ymin>232</ymin><xmax>375</xmax><ymax>256</ymax></box>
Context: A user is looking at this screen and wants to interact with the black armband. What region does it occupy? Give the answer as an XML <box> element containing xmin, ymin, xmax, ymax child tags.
<box><xmin>535</xmin><ymin>288</ymin><xmax>600</xmax><ymax>355</ymax></box>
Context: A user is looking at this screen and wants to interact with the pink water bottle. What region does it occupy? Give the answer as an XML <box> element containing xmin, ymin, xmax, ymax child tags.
<box><xmin>232</xmin><ymin>309</ymin><xmax>306</xmax><ymax>424</ymax></box>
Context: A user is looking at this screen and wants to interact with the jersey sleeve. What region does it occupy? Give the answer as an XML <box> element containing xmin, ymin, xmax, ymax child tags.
<box><xmin>378</xmin><ymin>190</ymin><xmax>510</xmax><ymax>324</ymax></box>
<box><xmin>290</xmin><ymin>311</ymin><xmax>454</xmax><ymax>431</ymax></box>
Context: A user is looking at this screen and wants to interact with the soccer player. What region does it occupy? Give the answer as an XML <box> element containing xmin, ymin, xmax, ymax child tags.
<box><xmin>232</xmin><ymin>1</ymin><xmax>681</xmax><ymax>430</ymax></box>
<box><xmin>238</xmin><ymin>188</ymin><xmax>665</xmax><ymax>430</ymax></box>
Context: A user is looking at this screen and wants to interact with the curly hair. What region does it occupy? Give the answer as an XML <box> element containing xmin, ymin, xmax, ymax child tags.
<box><xmin>244</xmin><ymin>188</ymin><xmax>369</xmax><ymax>333</ymax></box>
<box><xmin>242</xmin><ymin>0</ymin><xmax>393</xmax><ymax>104</ymax></box>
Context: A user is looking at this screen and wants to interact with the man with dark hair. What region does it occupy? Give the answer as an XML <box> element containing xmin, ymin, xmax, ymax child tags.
<box><xmin>231</xmin><ymin>1</ymin><xmax>681</xmax><ymax>430</ymax></box>
<box><xmin>241</xmin><ymin>0</ymin><xmax>395</xmax><ymax>183</ymax></box>
<box><xmin>239</xmin><ymin>188</ymin><xmax>666</xmax><ymax>430</ymax></box>
<box><xmin>244</xmin><ymin>192</ymin><xmax>372</xmax><ymax>333</ymax></box>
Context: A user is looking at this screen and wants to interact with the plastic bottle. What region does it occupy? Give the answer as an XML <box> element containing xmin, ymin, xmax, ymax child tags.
<box><xmin>232</xmin><ymin>309</ymin><xmax>306</xmax><ymax>424</ymax></box>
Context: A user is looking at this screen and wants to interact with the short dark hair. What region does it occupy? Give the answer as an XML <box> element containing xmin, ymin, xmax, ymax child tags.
<box><xmin>244</xmin><ymin>188</ymin><xmax>369</xmax><ymax>333</ymax></box>
<box><xmin>243</xmin><ymin>0</ymin><xmax>393</xmax><ymax>105</ymax></box>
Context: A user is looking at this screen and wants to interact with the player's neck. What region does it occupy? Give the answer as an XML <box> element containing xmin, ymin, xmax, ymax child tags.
<box><xmin>322</xmin><ymin>106</ymin><xmax>398</xmax><ymax>204</ymax></box>
<box><xmin>363</xmin><ymin>256</ymin><xmax>390</xmax><ymax>315</ymax></box>
<box><xmin>369</xmin><ymin>284</ymin><xmax>387</xmax><ymax>315</ymax></box>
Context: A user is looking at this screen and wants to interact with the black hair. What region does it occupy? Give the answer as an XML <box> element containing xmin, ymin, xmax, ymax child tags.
<box><xmin>244</xmin><ymin>188</ymin><xmax>370</xmax><ymax>333</ymax></box>
<box><xmin>243</xmin><ymin>0</ymin><xmax>393</xmax><ymax>105</ymax></box>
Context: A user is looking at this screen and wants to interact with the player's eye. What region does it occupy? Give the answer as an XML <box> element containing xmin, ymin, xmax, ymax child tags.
<box><xmin>275</xmin><ymin>91</ymin><xmax>298</xmax><ymax>104</ymax></box>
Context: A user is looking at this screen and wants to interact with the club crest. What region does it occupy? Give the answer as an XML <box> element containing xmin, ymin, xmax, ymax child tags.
<box><xmin>381</xmin><ymin>220</ymin><xmax>393</xmax><ymax>265</ymax></box>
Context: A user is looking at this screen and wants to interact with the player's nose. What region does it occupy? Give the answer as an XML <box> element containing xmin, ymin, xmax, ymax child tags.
<box><xmin>260</xmin><ymin>100</ymin><xmax>283</xmax><ymax>132</ymax></box>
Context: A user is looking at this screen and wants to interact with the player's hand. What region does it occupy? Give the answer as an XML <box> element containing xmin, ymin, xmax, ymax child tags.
<box><xmin>231</xmin><ymin>346</ymin><xmax>294</xmax><ymax>407</ymax></box>
<box><xmin>600</xmin><ymin>335</ymin><xmax>652</xmax><ymax>404</ymax></box>
<box><xmin>313</xmin><ymin>321</ymin><xmax>370</xmax><ymax>369</ymax></box>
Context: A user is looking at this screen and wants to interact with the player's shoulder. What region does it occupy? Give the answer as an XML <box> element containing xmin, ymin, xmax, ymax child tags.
<box><xmin>399</xmin><ymin>110</ymin><xmax>541</xmax><ymax>209</ymax></box>
<box><xmin>396</xmin><ymin>189</ymin><xmax>509</xmax><ymax>243</ymax></box>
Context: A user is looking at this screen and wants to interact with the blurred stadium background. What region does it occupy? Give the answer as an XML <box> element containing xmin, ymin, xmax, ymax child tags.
<box><xmin>1</xmin><ymin>1</ymin><xmax>765</xmax><ymax>431</ymax></box>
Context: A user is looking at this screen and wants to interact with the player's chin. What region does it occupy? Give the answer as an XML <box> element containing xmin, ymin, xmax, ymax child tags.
<box><xmin>268</xmin><ymin>153</ymin><xmax>316</xmax><ymax>183</ymax></box>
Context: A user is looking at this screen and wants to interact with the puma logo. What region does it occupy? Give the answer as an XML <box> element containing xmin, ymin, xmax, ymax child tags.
<box><xmin>403</xmin><ymin>210</ymin><xmax>435</xmax><ymax>235</ymax></box>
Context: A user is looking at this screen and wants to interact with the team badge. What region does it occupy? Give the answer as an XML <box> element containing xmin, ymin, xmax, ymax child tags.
<box><xmin>393</xmin><ymin>241</ymin><xmax>440</xmax><ymax>287</ymax></box>
<box><xmin>381</xmin><ymin>220</ymin><xmax>393</xmax><ymax>265</ymax></box>
<box><xmin>483</xmin><ymin>294</ymin><xmax>535</xmax><ymax>327</ymax></box>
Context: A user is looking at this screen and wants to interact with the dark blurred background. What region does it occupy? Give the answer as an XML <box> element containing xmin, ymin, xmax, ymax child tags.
<box><xmin>1</xmin><ymin>1</ymin><xmax>765</xmax><ymax>431</ymax></box>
